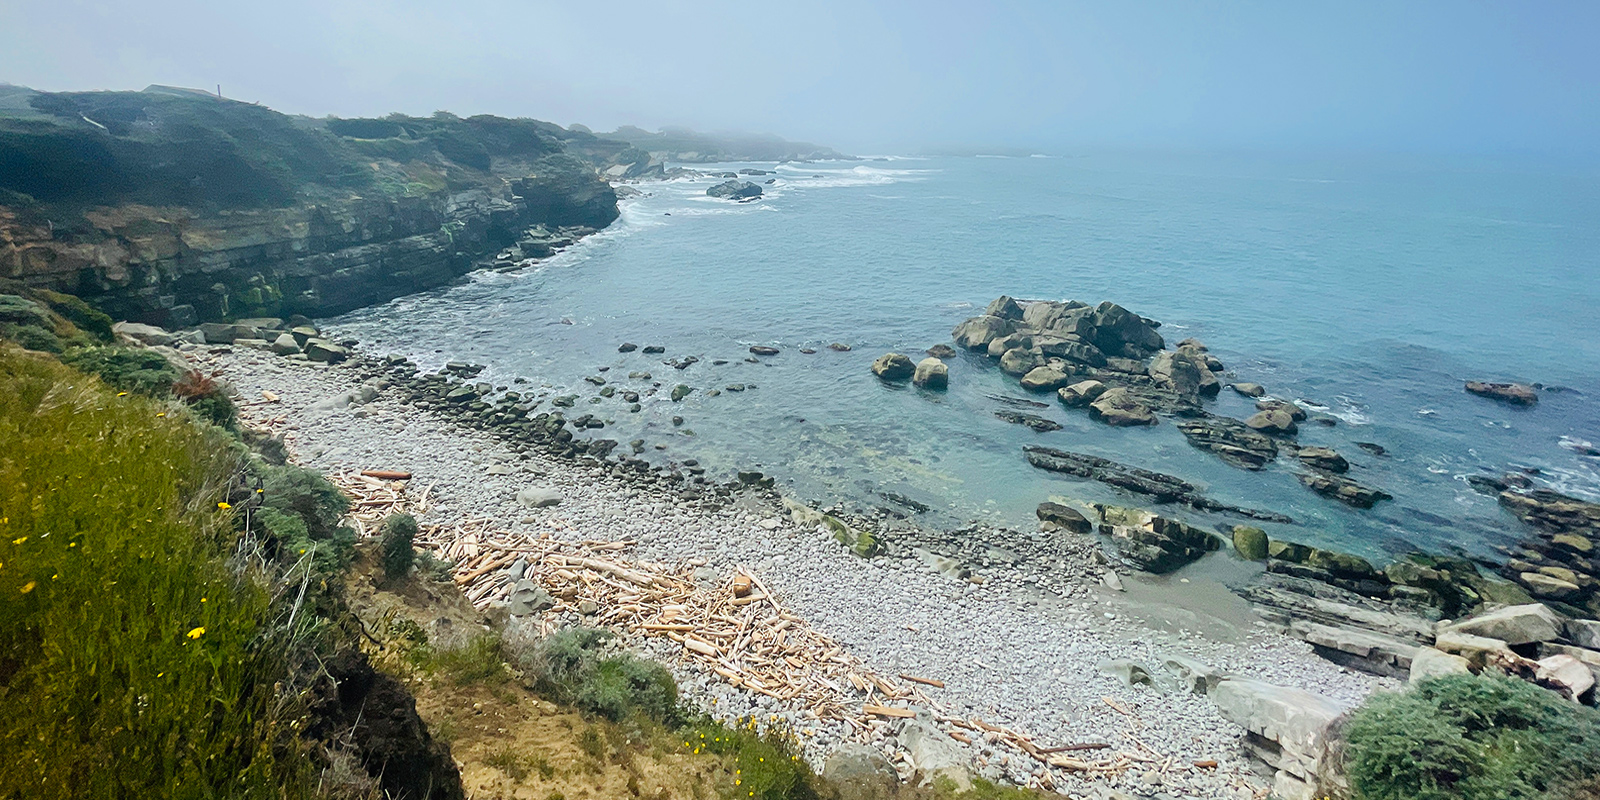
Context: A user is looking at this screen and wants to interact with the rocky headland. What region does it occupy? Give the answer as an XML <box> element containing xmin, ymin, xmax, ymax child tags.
<box><xmin>0</xmin><ymin>85</ymin><xmax>627</xmax><ymax>328</ymax></box>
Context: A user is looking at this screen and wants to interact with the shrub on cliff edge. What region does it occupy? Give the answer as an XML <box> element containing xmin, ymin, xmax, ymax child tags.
<box><xmin>1343</xmin><ymin>673</ymin><xmax>1600</xmax><ymax>800</ymax></box>
<box><xmin>380</xmin><ymin>512</ymin><xmax>419</xmax><ymax>582</ymax></box>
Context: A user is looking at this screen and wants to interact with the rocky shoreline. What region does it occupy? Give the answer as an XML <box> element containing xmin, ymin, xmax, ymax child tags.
<box><xmin>170</xmin><ymin>331</ymin><xmax>1392</xmax><ymax>799</ymax></box>
<box><xmin>101</xmin><ymin>285</ymin><xmax>1600</xmax><ymax>799</ymax></box>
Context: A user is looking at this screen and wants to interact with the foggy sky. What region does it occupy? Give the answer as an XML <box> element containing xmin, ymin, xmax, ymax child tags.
<box><xmin>2</xmin><ymin>0</ymin><xmax>1596</xmax><ymax>156</ymax></box>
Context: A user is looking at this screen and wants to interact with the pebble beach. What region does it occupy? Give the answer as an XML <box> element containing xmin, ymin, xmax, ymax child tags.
<box><xmin>194</xmin><ymin>342</ymin><xmax>1393</xmax><ymax>799</ymax></box>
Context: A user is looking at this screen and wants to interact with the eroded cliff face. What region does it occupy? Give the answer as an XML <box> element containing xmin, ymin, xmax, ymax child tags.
<box><xmin>1</xmin><ymin>177</ymin><xmax>612</xmax><ymax>326</ymax></box>
<box><xmin>0</xmin><ymin>87</ymin><xmax>620</xmax><ymax>326</ymax></box>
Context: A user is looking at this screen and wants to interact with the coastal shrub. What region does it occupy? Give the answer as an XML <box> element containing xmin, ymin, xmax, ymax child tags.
<box><xmin>260</xmin><ymin>462</ymin><xmax>351</xmax><ymax>539</ymax></box>
<box><xmin>521</xmin><ymin>627</ymin><xmax>680</xmax><ymax>724</ymax></box>
<box><xmin>60</xmin><ymin>344</ymin><xmax>180</xmax><ymax>396</ymax></box>
<box><xmin>172</xmin><ymin>367</ymin><xmax>238</xmax><ymax>429</ymax></box>
<box><xmin>380</xmin><ymin>513</ymin><xmax>419</xmax><ymax>581</ymax></box>
<box><xmin>1343</xmin><ymin>673</ymin><xmax>1600</xmax><ymax>800</ymax></box>
<box><xmin>31</xmin><ymin>287</ymin><xmax>114</xmax><ymax>342</ymax></box>
<box><xmin>0</xmin><ymin>345</ymin><xmax>301</xmax><ymax>799</ymax></box>
<box><xmin>0</xmin><ymin>319</ymin><xmax>62</xmax><ymax>352</ymax></box>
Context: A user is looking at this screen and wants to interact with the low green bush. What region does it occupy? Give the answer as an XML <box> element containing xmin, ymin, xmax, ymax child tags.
<box><xmin>1344</xmin><ymin>673</ymin><xmax>1600</xmax><ymax>800</ymax></box>
<box><xmin>60</xmin><ymin>344</ymin><xmax>180</xmax><ymax>396</ymax></box>
<box><xmin>522</xmin><ymin>627</ymin><xmax>679</xmax><ymax>724</ymax></box>
<box><xmin>380</xmin><ymin>513</ymin><xmax>419</xmax><ymax>581</ymax></box>
<box><xmin>260</xmin><ymin>462</ymin><xmax>351</xmax><ymax>539</ymax></box>
<box><xmin>0</xmin><ymin>345</ymin><xmax>303</xmax><ymax>799</ymax></box>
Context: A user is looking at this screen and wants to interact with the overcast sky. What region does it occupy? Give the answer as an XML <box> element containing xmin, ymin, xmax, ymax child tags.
<box><xmin>2</xmin><ymin>0</ymin><xmax>1596</xmax><ymax>156</ymax></box>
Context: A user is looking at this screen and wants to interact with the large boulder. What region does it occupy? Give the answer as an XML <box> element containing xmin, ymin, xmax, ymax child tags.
<box><xmin>1018</xmin><ymin>366</ymin><xmax>1072</xmax><ymax>392</ymax></box>
<box><xmin>1036</xmin><ymin>501</ymin><xmax>1091</xmax><ymax>533</ymax></box>
<box><xmin>1465</xmin><ymin>380</ymin><xmax>1538</xmax><ymax>406</ymax></box>
<box><xmin>1057</xmin><ymin>379</ymin><xmax>1105</xmax><ymax>408</ymax></box>
<box><xmin>951</xmin><ymin>315</ymin><xmax>1017</xmax><ymax>350</ymax></box>
<box><xmin>899</xmin><ymin>719</ymin><xmax>972</xmax><ymax>790</ymax></box>
<box><xmin>1246</xmin><ymin>408</ymin><xmax>1298</xmax><ymax>435</ymax></box>
<box><xmin>1232</xmin><ymin>526</ymin><xmax>1269</xmax><ymax>561</ymax></box>
<box><xmin>911</xmin><ymin>357</ymin><xmax>948</xmax><ymax>389</ymax></box>
<box><xmin>1210</xmin><ymin>678</ymin><xmax>1351</xmax><ymax>795</ymax></box>
<box><xmin>1035</xmin><ymin>336</ymin><xmax>1106</xmax><ymax>366</ymax></box>
<box><xmin>112</xmin><ymin>321</ymin><xmax>176</xmax><ymax>346</ymax></box>
<box><xmin>304</xmin><ymin>339</ymin><xmax>349</xmax><ymax>363</ymax></box>
<box><xmin>515</xmin><ymin>486</ymin><xmax>564</xmax><ymax>509</ymax></box>
<box><xmin>822</xmin><ymin>744</ymin><xmax>899</xmax><ymax>800</ymax></box>
<box><xmin>997</xmin><ymin>347</ymin><xmax>1042</xmax><ymax>376</ymax></box>
<box><xmin>1089</xmin><ymin>387</ymin><xmax>1157</xmax><ymax>427</ymax></box>
<box><xmin>986</xmin><ymin>331</ymin><xmax>1033</xmax><ymax>358</ymax></box>
<box><xmin>871</xmin><ymin>352</ymin><xmax>916</xmax><ymax>381</ymax></box>
<box><xmin>1092</xmin><ymin>505</ymin><xmax>1220</xmax><ymax>573</ymax></box>
<box><xmin>270</xmin><ymin>332</ymin><xmax>301</xmax><ymax>355</ymax></box>
<box><xmin>1567</xmin><ymin>619</ymin><xmax>1600</xmax><ymax>649</ymax></box>
<box><xmin>1297</xmin><ymin>446</ymin><xmax>1349</xmax><ymax>473</ymax></box>
<box><xmin>1520</xmin><ymin>571</ymin><xmax>1582</xmax><ymax>600</ymax></box>
<box><xmin>1536</xmin><ymin>654</ymin><xmax>1596</xmax><ymax>700</ymax></box>
<box><xmin>1439</xmin><ymin>603</ymin><xmax>1564</xmax><ymax>645</ymax></box>
<box><xmin>1408</xmin><ymin>647</ymin><xmax>1472</xmax><ymax>682</ymax></box>
<box><xmin>507</xmin><ymin>580</ymin><xmax>555</xmax><ymax>616</ymax></box>
<box><xmin>1090</xmin><ymin>301</ymin><xmax>1164</xmax><ymax>357</ymax></box>
<box><xmin>1148</xmin><ymin>349</ymin><xmax>1214</xmax><ymax>402</ymax></box>
<box><xmin>1021</xmin><ymin>300</ymin><xmax>1087</xmax><ymax>331</ymax></box>
<box><xmin>706</xmin><ymin>179</ymin><xmax>762</xmax><ymax>200</ymax></box>
<box><xmin>982</xmin><ymin>295</ymin><xmax>1025</xmax><ymax>320</ymax></box>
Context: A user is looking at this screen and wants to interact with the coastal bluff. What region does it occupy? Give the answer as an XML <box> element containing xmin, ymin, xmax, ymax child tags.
<box><xmin>0</xmin><ymin>85</ymin><xmax>622</xmax><ymax>327</ymax></box>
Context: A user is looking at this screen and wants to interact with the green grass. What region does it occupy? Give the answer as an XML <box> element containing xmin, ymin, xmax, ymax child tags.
<box><xmin>683</xmin><ymin>718</ymin><xmax>818</xmax><ymax>800</ymax></box>
<box><xmin>0</xmin><ymin>345</ymin><xmax>300</xmax><ymax>798</ymax></box>
<box><xmin>1344</xmin><ymin>673</ymin><xmax>1600</xmax><ymax>800</ymax></box>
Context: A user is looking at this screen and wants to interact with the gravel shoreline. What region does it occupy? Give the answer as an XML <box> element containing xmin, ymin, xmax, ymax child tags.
<box><xmin>197</xmin><ymin>345</ymin><xmax>1390</xmax><ymax>799</ymax></box>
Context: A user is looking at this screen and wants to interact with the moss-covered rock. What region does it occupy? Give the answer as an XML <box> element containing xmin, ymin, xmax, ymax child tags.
<box><xmin>1232</xmin><ymin>526</ymin><xmax>1269</xmax><ymax>560</ymax></box>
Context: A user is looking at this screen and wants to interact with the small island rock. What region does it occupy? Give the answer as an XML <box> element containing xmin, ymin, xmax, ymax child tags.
<box><xmin>707</xmin><ymin>180</ymin><xmax>762</xmax><ymax>200</ymax></box>
<box><xmin>1465</xmin><ymin>381</ymin><xmax>1538</xmax><ymax>406</ymax></box>
<box><xmin>871</xmin><ymin>352</ymin><xmax>916</xmax><ymax>381</ymax></box>
<box><xmin>912</xmin><ymin>357</ymin><xmax>948</xmax><ymax>389</ymax></box>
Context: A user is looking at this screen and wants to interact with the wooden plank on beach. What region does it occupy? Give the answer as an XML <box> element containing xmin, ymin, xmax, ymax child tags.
<box><xmin>361</xmin><ymin>469</ymin><xmax>412</xmax><ymax>480</ymax></box>
<box><xmin>863</xmin><ymin>704</ymin><xmax>915</xmax><ymax>719</ymax></box>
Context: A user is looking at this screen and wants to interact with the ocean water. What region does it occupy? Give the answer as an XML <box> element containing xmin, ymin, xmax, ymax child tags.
<box><xmin>328</xmin><ymin>152</ymin><xmax>1600</xmax><ymax>564</ymax></box>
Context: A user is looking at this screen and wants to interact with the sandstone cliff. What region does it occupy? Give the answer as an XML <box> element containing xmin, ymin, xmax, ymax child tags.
<box><xmin>0</xmin><ymin>85</ymin><xmax>621</xmax><ymax>325</ymax></box>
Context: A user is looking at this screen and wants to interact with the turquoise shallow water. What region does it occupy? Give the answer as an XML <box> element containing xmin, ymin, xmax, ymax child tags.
<box><xmin>329</xmin><ymin>152</ymin><xmax>1600</xmax><ymax>563</ymax></box>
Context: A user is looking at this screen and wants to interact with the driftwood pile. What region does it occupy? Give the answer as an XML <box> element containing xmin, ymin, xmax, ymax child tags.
<box><xmin>314</xmin><ymin>461</ymin><xmax>1248</xmax><ymax>794</ymax></box>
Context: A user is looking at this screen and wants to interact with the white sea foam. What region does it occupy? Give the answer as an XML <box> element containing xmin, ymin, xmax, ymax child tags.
<box><xmin>1297</xmin><ymin>395</ymin><xmax>1372</xmax><ymax>425</ymax></box>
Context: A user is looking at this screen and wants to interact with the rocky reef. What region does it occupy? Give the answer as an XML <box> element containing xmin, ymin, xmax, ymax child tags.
<box><xmin>0</xmin><ymin>86</ymin><xmax>623</xmax><ymax>327</ymax></box>
<box><xmin>952</xmin><ymin>295</ymin><xmax>1389</xmax><ymax>510</ymax></box>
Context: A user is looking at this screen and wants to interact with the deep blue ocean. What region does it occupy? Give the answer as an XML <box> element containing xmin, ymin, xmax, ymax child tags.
<box><xmin>329</xmin><ymin>152</ymin><xmax>1600</xmax><ymax>563</ymax></box>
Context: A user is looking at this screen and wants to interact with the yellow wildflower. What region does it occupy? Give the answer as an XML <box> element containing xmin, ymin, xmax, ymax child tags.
<box><xmin>116</xmin><ymin>392</ymin><xmax>128</xmax><ymax>397</ymax></box>
<box><xmin>21</xmin><ymin>581</ymin><xmax>36</xmax><ymax>594</ymax></box>
<box><xmin>156</xmin><ymin>412</ymin><xmax>165</xmax><ymax>417</ymax></box>
<box><xmin>186</xmin><ymin>626</ymin><xmax>205</xmax><ymax>639</ymax></box>
<box><xmin>217</xmin><ymin>502</ymin><xmax>231</xmax><ymax>510</ymax></box>
<box><xmin>12</xmin><ymin>536</ymin><xmax>25</xmax><ymax>545</ymax></box>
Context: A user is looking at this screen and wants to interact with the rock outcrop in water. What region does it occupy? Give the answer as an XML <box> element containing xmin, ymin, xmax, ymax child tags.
<box><xmin>1465</xmin><ymin>380</ymin><xmax>1539</xmax><ymax>405</ymax></box>
<box><xmin>954</xmin><ymin>295</ymin><xmax>1394</xmax><ymax>511</ymax></box>
<box><xmin>706</xmin><ymin>180</ymin><xmax>763</xmax><ymax>200</ymax></box>
<box><xmin>0</xmin><ymin>86</ymin><xmax>624</xmax><ymax>327</ymax></box>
